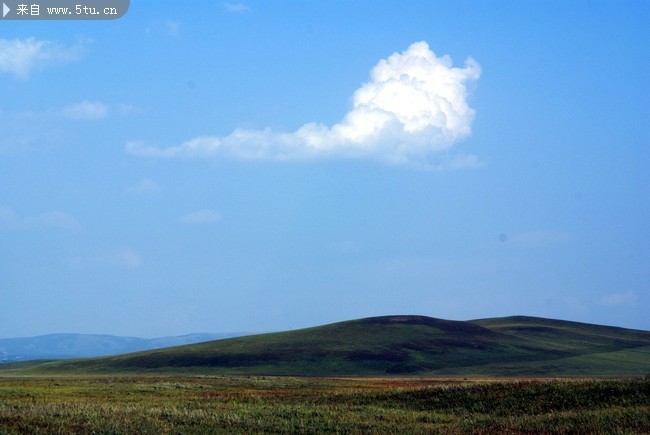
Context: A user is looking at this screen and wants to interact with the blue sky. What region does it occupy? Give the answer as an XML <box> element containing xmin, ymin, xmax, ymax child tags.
<box><xmin>1</xmin><ymin>1</ymin><xmax>648</xmax><ymax>337</ymax></box>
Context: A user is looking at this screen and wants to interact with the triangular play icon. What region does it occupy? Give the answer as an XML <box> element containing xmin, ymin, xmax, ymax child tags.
<box><xmin>2</xmin><ymin>3</ymin><xmax>9</xmax><ymax>18</ymax></box>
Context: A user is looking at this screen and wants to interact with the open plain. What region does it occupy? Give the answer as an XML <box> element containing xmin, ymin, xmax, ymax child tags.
<box><xmin>0</xmin><ymin>375</ymin><xmax>648</xmax><ymax>433</ymax></box>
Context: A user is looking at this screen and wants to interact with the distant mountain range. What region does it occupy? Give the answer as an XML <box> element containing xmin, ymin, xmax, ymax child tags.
<box><xmin>0</xmin><ymin>332</ymin><xmax>249</xmax><ymax>362</ymax></box>
<box><xmin>3</xmin><ymin>315</ymin><xmax>649</xmax><ymax>377</ymax></box>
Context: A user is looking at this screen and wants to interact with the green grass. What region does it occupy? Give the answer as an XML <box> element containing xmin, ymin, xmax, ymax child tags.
<box><xmin>8</xmin><ymin>315</ymin><xmax>648</xmax><ymax>377</ymax></box>
<box><xmin>0</xmin><ymin>376</ymin><xmax>647</xmax><ymax>433</ymax></box>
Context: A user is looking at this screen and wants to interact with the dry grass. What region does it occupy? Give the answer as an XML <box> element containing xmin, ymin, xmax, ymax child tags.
<box><xmin>0</xmin><ymin>376</ymin><xmax>647</xmax><ymax>433</ymax></box>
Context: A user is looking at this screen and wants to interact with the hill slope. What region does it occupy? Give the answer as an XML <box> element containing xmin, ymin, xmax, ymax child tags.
<box><xmin>6</xmin><ymin>316</ymin><xmax>650</xmax><ymax>376</ymax></box>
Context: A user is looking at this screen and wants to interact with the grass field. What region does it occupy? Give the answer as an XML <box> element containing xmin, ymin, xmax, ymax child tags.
<box><xmin>0</xmin><ymin>376</ymin><xmax>648</xmax><ymax>433</ymax></box>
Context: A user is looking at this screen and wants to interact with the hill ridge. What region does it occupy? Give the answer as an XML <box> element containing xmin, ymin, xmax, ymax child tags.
<box><xmin>2</xmin><ymin>315</ymin><xmax>648</xmax><ymax>377</ymax></box>
<box><xmin>0</xmin><ymin>332</ymin><xmax>250</xmax><ymax>363</ymax></box>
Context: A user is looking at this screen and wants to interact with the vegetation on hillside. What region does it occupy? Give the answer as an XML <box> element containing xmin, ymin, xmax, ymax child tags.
<box><xmin>6</xmin><ymin>315</ymin><xmax>648</xmax><ymax>377</ymax></box>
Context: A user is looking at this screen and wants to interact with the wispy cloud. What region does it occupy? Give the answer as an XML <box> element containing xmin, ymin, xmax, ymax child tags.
<box><xmin>598</xmin><ymin>290</ymin><xmax>637</xmax><ymax>307</ymax></box>
<box><xmin>0</xmin><ymin>206</ymin><xmax>82</xmax><ymax>231</ymax></box>
<box><xmin>116</xmin><ymin>249</ymin><xmax>142</xmax><ymax>269</ymax></box>
<box><xmin>127</xmin><ymin>41</ymin><xmax>481</xmax><ymax>167</ymax></box>
<box><xmin>327</xmin><ymin>240</ymin><xmax>362</xmax><ymax>254</ymax></box>
<box><xmin>62</xmin><ymin>101</ymin><xmax>108</xmax><ymax>120</ymax></box>
<box><xmin>180</xmin><ymin>210</ymin><xmax>222</xmax><ymax>224</ymax></box>
<box><xmin>0</xmin><ymin>111</ymin><xmax>65</xmax><ymax>154</ymax></box>
<box><xmin>0</xmin><ymin>206</ymin><xmax>19</xmax><ymax>228</ymax></box>
<box><xmin>506</xmin><ymin>230</ymin><xmax>572</xmax><ymax>247</ymax></box>
<box><xmin>65</xmin><ymin>249</ymin><xmax>142</xmax><ymax>270</ymax></box>
<box><xmin>117</xmin><ymin>104</ymin><xmax>145</xmax><ymax>116</ymax></box>
<box><xmin>223</xmin><ymin>2</ymin><xmax>250</xmax><ymax>13</ymax></box>
<box><xmin>0</xmin><ymin>37</ymin><xmax>86</xmax><ymax>79</ymax></box>
<box><xmin>127</xmin><ymin>179</ymin><xmax>160</xmax><ymax>195</ymax></box>
<box><xmin>165</xmin><ymin>20</ymin><xmax>181</xmax><ymax>36</ymax></box>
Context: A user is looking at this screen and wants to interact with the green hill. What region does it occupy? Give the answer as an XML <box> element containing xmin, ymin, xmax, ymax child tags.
<box><xmin>4</xmin><ymin>315</ymin><xmax>649</xmax><ymax>376</ymax></box>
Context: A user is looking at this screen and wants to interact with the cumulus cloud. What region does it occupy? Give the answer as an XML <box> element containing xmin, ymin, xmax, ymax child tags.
<box><xmin>0</xmin><ymin>37</ymin><xmax>86</xmax><ymax>79</ymax></box>
<box><xmin>180</xmin><ymin>209</ymin><xmax>222</xmax><ymax>224</ymax></box>
<box><xmin>0</xmin><ymin>206</ymin><xmax>81</xmax><ymax>231</ymax></box>
<box><xmin>127</xmin><ymin>41</ymin><xmax>481</xmax><ymax>166</ymax></box>
<box><xmin>62</xmin><ymin>101</ymin><xmax>108</xmax><ymax>120</ymax></box>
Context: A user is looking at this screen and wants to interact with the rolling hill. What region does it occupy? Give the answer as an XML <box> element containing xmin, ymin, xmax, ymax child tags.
<box><xmin>3</xmin><ymin>315</ymin><xmax>649</xmax><ymax>376</ymax></box>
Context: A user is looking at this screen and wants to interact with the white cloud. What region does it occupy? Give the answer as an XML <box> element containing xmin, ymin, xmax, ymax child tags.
<box><xmin>223</xmin><ymin>2</ymin><xmax>251</xmax><ymax>13</ymax></box>
<box><xmin>28</xmin><ymin>211</ymin><xmax>82</xmax><ymax>231</ymax></box>
<box><xmin>0</xmin><ymin>206</ymin><xmax>20</xmax><ymax>228</ymax></box>
<box><xmin>0</xmin><ymin>206</ymin><xmax>81</xmax><ymax>231</ymax></box>
<box><xmin>0</xmin><ymin>37</ymin><xmax>86</xmax><ymax>79</ymax></box>
<box><xmin>62</xmin><ymin>101</ymin><xmax>108</xmax><ymax>120</ymax></box>
<box><xmin>117</xmin><ymin>249</ymin><xmax>142</xmax><ymax>269</ymax></box>
<box><xmin>127</xmin><ymin>178</ymin><xmax>160</xmax><ymax>195</ymax></box>
<box><xmin>118</xmin><ymin>104</ymin><xmax>145</xmax><ymax>116</ymax></box>
<box><xmin>435</xmin><ymin>154</ymin><xmax>484</xmax><ymax>171</ymax></box>
<box><xmin>598</xmin><ymin>291</ymin><xmax>637</xmax><ymax>307</ymax></box>
<box><xmin>165</xmin><ymin>20</ymin><xmax>181</xmax><ymax>36</ymax></box>
<box><xmin>127</xmin><ymin>41</ymin><xmax>481</xmax><ymax>166</ymax></box>
<box><xmin>64</xmin><ymin>249</ymin><xmax>142</xmax><ymax>270</ymax></box>
<box><xmin>180</xmin><ymin>210</ymin><xmax>222</xmax><ymax>224</ymax></box>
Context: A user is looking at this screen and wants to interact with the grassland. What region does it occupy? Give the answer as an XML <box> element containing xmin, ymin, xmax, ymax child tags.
<box><xmin>0</xmin><ymin>376</ymin><xmax>647</xmax><ymax>433</ymax></box>
<box><xmin>2</xmin><ymin>316</ymin><xmax>647</xmax><ymax>432</ymax></box>
<box><xmin>10</xmin><ymin>315</ymin><xmax>649</xmax><ymax>377</ymax></box>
